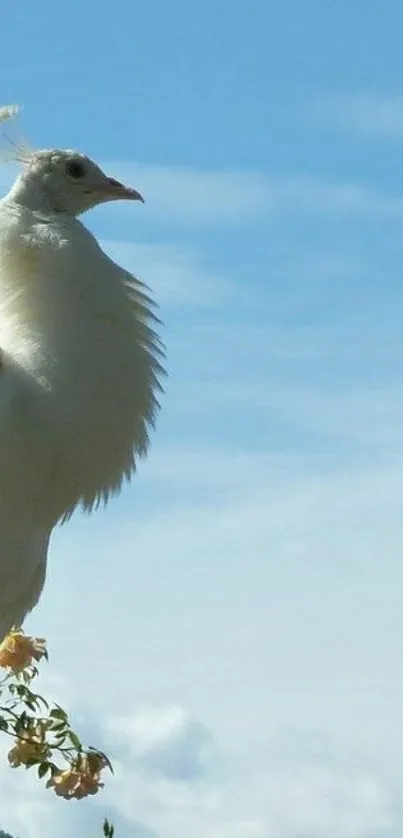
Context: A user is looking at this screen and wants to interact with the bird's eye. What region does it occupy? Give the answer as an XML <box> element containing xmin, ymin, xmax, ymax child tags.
<box><xmin>65</xmin><ymin>161</ymin><xmax>86</xmax><ymax>180</ymax></box>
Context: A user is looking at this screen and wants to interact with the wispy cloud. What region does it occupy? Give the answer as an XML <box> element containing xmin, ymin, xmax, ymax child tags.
<box><xmin>105</xmin><ymin>704</ymin><xmax>213</xmax><ymax>781</ymax></box>
<box><xmin>176</xmin><ymin>380</ymin><xmax>403</xmax><ymax>451</ymax></box>
<box><xmin>3</xmin><ymin>700</ymin><xmax>401</xmax><ymax>838</ymax></box>
<box><xmin>104</xmin><ymin>162</ymin><xmax>268</xmax><ymax>224</ymax></box>
<box><xmin>6</xmin><ymin>434</ymin><xmax>403</xmax><ymax>838</ymax></box>
<box><xmin>315</xmin><ymin>93</ymin><xmax>403</xmax><ymax>139</ymax></box>
<box><xmin>263</xmin><ymin>174</ymin><xmax>403</xmax><ymax>218</ymax></box>
<box><xmin>100</xmin><ymin>703</ymin><xmax>403</xmax><ymax>836</ymax></box>
<box><xmin>102</xmin><ymin>240</ymin><xmax>229</xmax><ymax>307</ymax></box>
<box><xmin>106</xmin><ymin>162</ymin><xmax>403</xmax><ymax>223</ymax></box>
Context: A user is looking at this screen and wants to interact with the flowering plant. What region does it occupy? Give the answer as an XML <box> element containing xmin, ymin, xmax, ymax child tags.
<box><xmin>0</xmin><ymin>629</ymin><xmax>113</xmax><ymax>834</ymax></box>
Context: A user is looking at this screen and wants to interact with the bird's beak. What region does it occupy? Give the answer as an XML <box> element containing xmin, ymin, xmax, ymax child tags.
<box><xmin>100</xmin><ymin>176</ymin><xmax>145</xmax><ymax>203</ymax></box>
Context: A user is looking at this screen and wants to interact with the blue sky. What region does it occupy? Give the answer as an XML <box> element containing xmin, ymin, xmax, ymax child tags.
<box><xmin>2</xmin><ymin>1</ymin><xmax>403</xmax><ymax>836</ymax></box>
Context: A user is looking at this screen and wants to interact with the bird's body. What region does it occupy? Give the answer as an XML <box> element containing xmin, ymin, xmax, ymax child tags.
<box><xmin>0</xmin><ymin>137</ymin><xmax>163</xmax><ymax>638</ymax></box>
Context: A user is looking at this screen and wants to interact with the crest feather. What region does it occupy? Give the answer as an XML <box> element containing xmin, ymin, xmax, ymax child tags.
<box><xmin>0</xmin><ymin>104</ymin><xmax>35</xmax><ymax>165</ymax></box>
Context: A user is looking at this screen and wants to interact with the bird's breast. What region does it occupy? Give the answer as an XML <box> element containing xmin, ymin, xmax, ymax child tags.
<box><xmin>0</xmin><ymin>214</ymin><xmax>161</xmax><ymax>520</ymax></box>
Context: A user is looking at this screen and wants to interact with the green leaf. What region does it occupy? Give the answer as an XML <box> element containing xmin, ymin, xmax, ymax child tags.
<box><xmin>35</xmin><ymin>693</ymin><xmax>49</xmax><ymax>710</ymax></box>
<box><xmin>89</xmin><ymin>746</ymin><xmax>114</xmax><ymax>773</ymax></box>
<box><xmin>67</xmin><ymin>730</ymin><xmax>82</xmax><ymax>750</ymax></box>
<box><xmin>14</xmin><ymin>712</ymin><xmax>29</xmax><ymax>734</ymax></box>
<box><xmin>37</xmin><ymin>762</ymin><xmax>50</xmax><ymax>779</ymax></box>
<box><xmin>24</xmin><ymin>757</ymin><xmax>40</xmax><ymax>769</ymax></box>
<box><xmin>103</xmin><ymin>819</ymin><xmax>114</xmax><ymax>838</ymax></box>
<box><xmin>49</xmin><ymin>708</ymin><xmax>68</xmax><ymax>722</ymax></box>
<box><xmin>53</xmin><ymin>729</ymin><xmax>67</xmax><ymax>740</ymax></box>
<box><xmin>48</xmin><ymin>720</ymin><xmax>66</xmax><ymax>732</ymax></box>
<box><xmin>47</xmin><ymin>761</ymin><xmax>59</xmax><ymax>777</ymax></box>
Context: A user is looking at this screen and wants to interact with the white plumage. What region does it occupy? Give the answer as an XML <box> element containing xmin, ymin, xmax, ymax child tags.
<box><xmin>0</xmin><ymin>112</ymin><xmax>164</xmax><ymax>638</ymax></box>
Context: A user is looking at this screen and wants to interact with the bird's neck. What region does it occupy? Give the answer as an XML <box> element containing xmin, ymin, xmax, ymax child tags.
<box><xmin>6</xmin><ymin>173</ymin><xmax>58</xmax><ymax>215</ymax></box>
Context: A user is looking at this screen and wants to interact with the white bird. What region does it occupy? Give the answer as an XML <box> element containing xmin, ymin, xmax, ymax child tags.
<box><xmin>0</xmin><ymin>108</ymin><xmax>164</xmax><ymax>638</ymax></box>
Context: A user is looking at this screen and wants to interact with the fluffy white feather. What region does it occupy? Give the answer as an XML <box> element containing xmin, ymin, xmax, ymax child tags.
<box><xmin>0</xmin><ymin>120</ymin><xmax>164</xmax><ymax>638</ymax></box>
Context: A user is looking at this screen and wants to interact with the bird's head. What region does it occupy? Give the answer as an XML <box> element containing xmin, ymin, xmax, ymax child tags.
<box><xmin>7</xmin><ymin>148</ymin><xmax>144</xmax><ymax>216</ymax></box>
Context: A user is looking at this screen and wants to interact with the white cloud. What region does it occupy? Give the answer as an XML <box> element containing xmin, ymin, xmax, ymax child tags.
<box><xmin>104</xmin><ymin>162</ymin><xmax>268</xmax><ymax>223</ymax></box>
<box><xmin>102</xmin><ymin>240</ymin><xmax>228</xmax><ymax>308</ymax></box>
<box><xmin>315</xmin><ymin>93</ymin><xmax>403</xmax><ymax>139</ymax></box>
<box><xmin>1</xmin><ymin>699</ymin><xmax>403</xmax><ymax>838</ymax></box>
<box><xmin>4</xmin><ymin>435</ymin><xmax>403</xmax><ymax>837</ymax></box>
<box><xmin>175</xmin><ymin>379</ymin><xmax>403</xmax><ymax>449</ymax></box>
<box><xmin>263</xmin><ymin>175</ymin><xmax>403</xmax><ymax>218</ymax></box>
<box><xmin>105</xmin><ymin>161</ymin><xmax>403</xmax><ymax>221</ymax></box>
<box><xmin>38</xmin><ymin>442</ymin><xmax>403</xmax><ymax>737</ymax></box>
<box><xmin>105</xmin><ymin>704</ymin><xmax>213</xmax><ymax>781</ymax></box>
<box><xmin>97</xmin><ymin>708</ymin><xmax>403</xmax><ymax>838</ymax></box>
<box><xmin>268</xmin><ymin>383</ymin><xmax>403</xmax><ymax>448</ymax></box>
